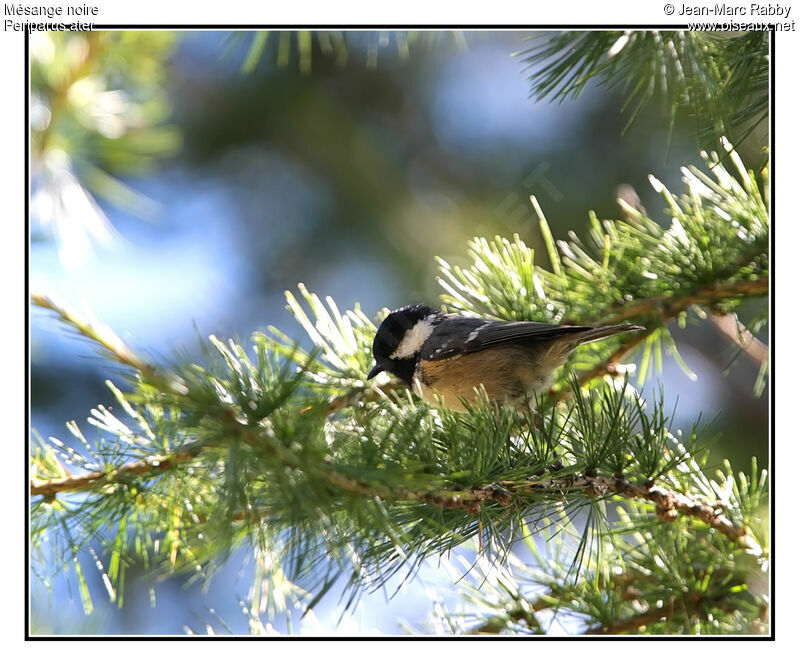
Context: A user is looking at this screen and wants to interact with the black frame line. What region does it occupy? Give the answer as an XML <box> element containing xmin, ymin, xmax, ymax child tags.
<box><xmin>23</xmin><ymin>23</ymin><xmax>776</xmax><ymax>641</ymax></box>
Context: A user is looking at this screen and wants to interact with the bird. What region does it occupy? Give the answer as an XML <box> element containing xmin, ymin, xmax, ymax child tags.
<box><xmin>367</xmin><ymin>304</ymin><xmax>644</xmax><ymax>412</ymax></box>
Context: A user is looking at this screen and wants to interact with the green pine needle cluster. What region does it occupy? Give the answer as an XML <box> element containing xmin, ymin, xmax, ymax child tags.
<box><xmin>31</xmin><ymin>31</ymin><xmax>180</xmax><ymax>212</ymax></box>
<box><xmin>519</xmin><ymin>30</ymin><xmax>769</xmax><ymax>146</ymax></box>
<box><xmin>232</xmin><ymin>30</ymin><xmax>468</xmax><ymax>74</ymax></box>
<box><xmin>424</xmin><ymin>473</ymin><xmax>768</xmax><ymax>636</ymax></box>
<box><xmin>30</xmin><ymin>142</ymin><xmax>769</xmax><ymax>633</ymax></box>
<box><xmin>438</xmin><ymin>140</ymin><xmax>768</xmax><ymax>388</ymax></box>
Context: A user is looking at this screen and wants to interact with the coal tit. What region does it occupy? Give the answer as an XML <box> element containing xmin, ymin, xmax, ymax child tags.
<box><xmin>367</xmin><ymin>305</ymin><xmax>644</xmax><ymax>411</ymax></box>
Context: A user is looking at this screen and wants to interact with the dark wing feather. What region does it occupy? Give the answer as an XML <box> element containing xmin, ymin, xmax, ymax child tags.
<box><xmin>463</xmin><ymin>321</ymin><xmax>594</xmax><ymax>348</ymax></box>
<box><xmin>420</xmin><ymin>318</ymin><xmax>593</xmax><ymax>361</ymax></box>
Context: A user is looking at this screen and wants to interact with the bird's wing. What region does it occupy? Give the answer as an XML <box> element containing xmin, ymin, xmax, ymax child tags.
<box><xmin>420</xmin><ymin>319</ymin><xmax>593</xmax><ymax>360</ymax></box>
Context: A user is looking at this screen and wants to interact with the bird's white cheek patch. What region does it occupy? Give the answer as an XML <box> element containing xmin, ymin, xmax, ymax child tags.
<box><xmin>390</xmin><ymin>316</ymin><xmax>436</xmax><ymax>359</ymax></box>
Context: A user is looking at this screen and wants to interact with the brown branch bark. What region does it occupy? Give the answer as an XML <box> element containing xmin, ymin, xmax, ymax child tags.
<box><xmin>584</xmin><ymin>607</ymin><xmax>674</xmax><ymax>635</ymax></box>
<box><xmin>31</xmin><ymin>443</ymin><xmax>205</xmax><ymax>498</ymax></box>
<box><xmin>32</xmin><ymin>440</ymin><xmax>752</xmax><ymax>548</ymax></box>
<box><xmin>517</xmin><ymin>473</ymin><xmax>754</xmax><ymax>547</ymax></box>
<box><xmin>467</xmin><ymin>600</ymin><xmax>553</xmax><ymax>634</ymax></box>
<box><xmin>598</xmin><ymin>276</ymin><xmax>768</xmax><ymax>326</ymax></box>
<box><xmin>550</xmin><ymin>275</ymin><xmax>769</xmax><ymax>401</ymax></box>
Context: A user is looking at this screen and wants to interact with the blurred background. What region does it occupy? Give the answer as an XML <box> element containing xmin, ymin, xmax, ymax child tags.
<box><xmin>29</xmin><ymin>30</ymin><xmax>768</xmax><ymax>634</ymax></box>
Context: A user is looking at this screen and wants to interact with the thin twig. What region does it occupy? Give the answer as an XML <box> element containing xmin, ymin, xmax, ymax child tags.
<box><xmin>31</xmin><ymin>293</ymin><xmax>155</xmax><ymax>379</ymax></box>
<box><xmin>560</xmin><ymin>329</ymin><xmax>650</xmax><ymax>399</ymax></box>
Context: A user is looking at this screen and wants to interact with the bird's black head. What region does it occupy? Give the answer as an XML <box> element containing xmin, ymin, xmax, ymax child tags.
<box><xmin>367</xmin><ymin>304</ymin><xmax>441</xmax><ymax>385</ymax></box>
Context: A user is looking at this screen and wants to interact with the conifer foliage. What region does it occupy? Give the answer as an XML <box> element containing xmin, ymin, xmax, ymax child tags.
<box><xmin>30</xmin><ymin>30</ymin><xmax>770</xmax><ymax>635</ymax></box>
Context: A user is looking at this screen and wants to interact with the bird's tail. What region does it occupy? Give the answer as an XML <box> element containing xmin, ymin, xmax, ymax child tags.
<box><xmin>574</xmin><ymin>323</ymin><xmax>645</xmax><ymax>345</ymax></box>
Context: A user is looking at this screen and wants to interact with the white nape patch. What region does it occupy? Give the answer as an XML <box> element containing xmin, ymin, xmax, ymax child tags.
<box><xmin>390</xmin><ymin>315</ymin><xmax>437</xmax><ymax>359</ymax></box>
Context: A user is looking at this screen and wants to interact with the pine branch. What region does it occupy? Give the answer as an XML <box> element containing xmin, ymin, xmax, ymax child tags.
<box><xmin>30</xmin><ymin>441</ymin><xmax>205</xmax><ymax>498</ymax></box>
<box><xmin>467</xmin><ymin>593</ymin><xmax>676</xmax><ymax>635</ymax></box>
<box><xmin>29</xmin><ymin>142</ymin><xmax>769</xmax><ymax>633</ymax></box>
<box><xmin>552</xmin><ymin>275</ymin><xmax>768</xmax><ymax>398</ymax></box>
<box><xmin>518</xmin><ymin>31</ymin><xmax>769</xmax><ymax>146</ymax></box>
<box><xmin>29</xmin><ymin>460</ymin><xmax>506</xmax><ymax>514</ymax></box>
<box><xmin>582</xmin><ymin>593</ymin><xmax>766</xmax><ymax>635</ymax></box>
<box><xmin>31</xmin><ymin>293</ymin><xmax>158</xmax><ymax>381</ymax></box>
<box><xmin>584</xmin><ymin>608</ymin><xmax>675</xmax><ymax>635</ymax></box>
<box><xmin>233</xmin><ymin>30</ymin><xmax>468</xmax><ymax>74</ymax></box>
<box><xmin>523</xmin><ymin>473</ymin><xmax>754</xmax><ymax>548</ymax></box>
<box><xmin>599</xmin><ymin>276</ymin><xmax>768</xmax><ymax>325</ymax></box>
<box><xmin>29</xmin><ymin>450</ymin><xmax>750</xmax><ymax>545</ymax></box>
<box><xmin>30</xmin><ymin>285</ymin><xmax>768</xmax><ymax>630</ymax></box>
<box><xmin>433</xmin><ymin>462</ymin><xmax>768</xmax><ymax>636</ymax></box>
<box><xmin>30</xmin><ymin>357</ymin><xmax>752</xmax><ymax>548</ymax></box>
<box><xmin>438</xmin><ymin>141</ymin><xmax>768</xmax><ymax>391</ymax></box>
<box><xmin>555</xmin><ymin>328</ymin><xmax>649</xmax><ymax>399</ymax></box>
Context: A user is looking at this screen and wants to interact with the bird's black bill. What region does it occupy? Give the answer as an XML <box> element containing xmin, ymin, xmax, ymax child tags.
<box><xmin>367</xmin><ymin>364</ymin><xmax>383</xmax><ymax>380</ymax></box>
